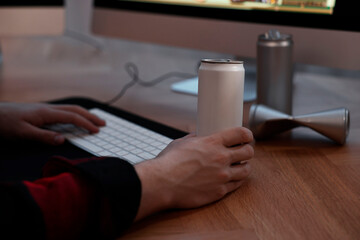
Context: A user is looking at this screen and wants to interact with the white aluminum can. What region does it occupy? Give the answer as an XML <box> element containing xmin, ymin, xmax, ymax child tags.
<box><xmin>196</xmin><ymin>59</ymin><xmax>245</xmax><ymax>136</ymax></box>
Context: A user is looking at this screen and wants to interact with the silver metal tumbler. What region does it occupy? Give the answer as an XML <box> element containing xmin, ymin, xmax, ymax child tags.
<box><xmin>257</xmin><ymin>29</ymin><xmax>294</xmax><ymax>114</ymax></box>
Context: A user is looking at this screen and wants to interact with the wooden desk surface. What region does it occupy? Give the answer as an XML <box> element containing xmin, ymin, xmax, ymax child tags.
<box><xmin>1</xmin><ymin>36</ymin><xmax>359</xmax><ymax>240</ymax></box>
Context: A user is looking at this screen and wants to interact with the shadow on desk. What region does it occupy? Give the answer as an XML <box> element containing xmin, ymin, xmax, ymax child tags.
<box><xmin>121</xmin><ymin>208</ymin><xmax>258</xmax><ymax>240</ymax></box>
<box><xmin>121</xmin><ymin>229</ymin><xmax>258</xmax><ymax>240</ymax></box>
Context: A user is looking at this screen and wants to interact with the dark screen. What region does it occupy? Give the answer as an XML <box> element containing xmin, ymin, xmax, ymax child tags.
<box><xmin>94</xmin><ymin>0</ymin><xmax>359</xmax><ymax>32</ymax></box>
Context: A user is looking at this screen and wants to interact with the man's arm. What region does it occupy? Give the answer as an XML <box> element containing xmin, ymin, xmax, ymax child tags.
<box><xmin>0</xmin><ymin>156</ymin><xmax>141</xmax><ymax>240</ymax></box>
<box><xmin>0</xmin><ymin>127</ymin><xmax>253</xmax><ymax>239</ymax></box>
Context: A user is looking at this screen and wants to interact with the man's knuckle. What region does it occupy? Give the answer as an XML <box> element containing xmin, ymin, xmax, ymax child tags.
<box><xmin>36</xmin><ymin>106</ymin><xmax>49</xmax><ymax>115</ymax></box>
<box><xmin>217</xmin><ymin>170</ymin><xmax>231</xmax><ymax>182</ymax></box>
<box><xmin>243</xmin><ymin>128</ymin><xmax>254</xmax><ymax>142</ymax></box>
<box><xmin>65</xmin><ymin>114</ymin><xmax>80</xmax><ymax>125</ymax></box>
<box><xmin>72</xmin><ymin>105</ymin><xmax>86</xmax><ymax>112</ymax></box>
<box><xmin>214</xmin><ymin>152</ymin><xmax>229</xmax><ymax>164</ymax></box>
<box><xmin>243</xmin><ymin>144</ymin><xmax>254</xmax><ymax>158</ymax></box>
<box><xmin>241</xmin><ymin>164</ymin><xmax>252</xmax><ymax>177</ymax></box>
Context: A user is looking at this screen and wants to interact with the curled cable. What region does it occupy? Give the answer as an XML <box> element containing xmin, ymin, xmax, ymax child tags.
<box><xmin>105</xmin><ymin>62</ymin><xmax>196</xmax><ymax>105</ymax></box>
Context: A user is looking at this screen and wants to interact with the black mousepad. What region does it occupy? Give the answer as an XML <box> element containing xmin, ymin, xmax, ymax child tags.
<box><xmin>0</xmin><ymin>97</ymin><xmax>187</xmax><ymax>181</ymax></box>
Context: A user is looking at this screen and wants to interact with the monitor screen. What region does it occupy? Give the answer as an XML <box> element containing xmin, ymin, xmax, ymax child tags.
<box><xmin>93</xmin><ymin>0</ymin><xmax>360</xmax><ymax>70</ymax></box>
<box><xmin>95</xmin><ymin>0</ymin><xmax>358</xmax><ymax>31</ymax></box>
<box><xmin>130</xmin><ymin>0</ymin><xmax>335</xmax><ymax>15</ymax></box>
<box><xmin>137</xmin><ymin>0</ymin><xmax>335</xmax><ymax>14</ymax></box>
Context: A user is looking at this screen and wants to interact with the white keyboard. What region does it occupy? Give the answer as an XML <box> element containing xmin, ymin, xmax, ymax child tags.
<box><xmin>50</xmin><ymin>108</ymin><xmax>173</xmax><ymax>164</ymax></box>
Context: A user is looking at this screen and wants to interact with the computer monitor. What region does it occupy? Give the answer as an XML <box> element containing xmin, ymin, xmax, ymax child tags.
<box><xmin>92</xmin><ymin>0</ymin><xmax>360</xmax><ymax>100</ymax></box>
<box><xmin>92</xmin><ymin>0</ymin><xmax>359</xmax><ymax>70</ymax></box>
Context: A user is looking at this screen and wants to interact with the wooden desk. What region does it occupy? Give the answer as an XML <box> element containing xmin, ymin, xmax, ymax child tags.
<box><xmin>1</xmin><ymin>36</ymin><xmax>359</xmax><ymax>240</ymax></box>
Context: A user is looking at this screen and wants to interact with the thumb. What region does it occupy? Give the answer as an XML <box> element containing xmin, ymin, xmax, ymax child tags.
<box><xmin>22</xmin><ymin>124</ymin><xmax>66</xmax><ymax>145</ymax></box>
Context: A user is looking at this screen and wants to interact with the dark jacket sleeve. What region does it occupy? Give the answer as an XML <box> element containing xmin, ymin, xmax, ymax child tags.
<box><xmin>0</xmin><ymin>156</ymin><xmax>142</xmax><ymax>240</ymax></box>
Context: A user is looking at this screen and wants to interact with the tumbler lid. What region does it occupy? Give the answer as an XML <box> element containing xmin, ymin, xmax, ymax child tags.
<box><xmin>259</xmin><ymin>29</ymin><xmax>292</xmax><ymax>41</ymax></box>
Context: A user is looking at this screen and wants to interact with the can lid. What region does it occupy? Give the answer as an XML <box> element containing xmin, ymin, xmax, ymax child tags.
<box><xmin>258</xmin><ymin>29</ymin><xmax>292</xmax><ymax>41</ymax></box>
<box><xmin>201</xmin><ymin>59</ymin><xmax>243</xmax><ymax>64</ymax></box>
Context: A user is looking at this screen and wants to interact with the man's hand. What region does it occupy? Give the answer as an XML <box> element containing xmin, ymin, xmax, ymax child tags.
<box><xmin>135</xmin><ymin>127</ymin><xmax>254</xmax><ymax>220</ymax></box>
<box><xmin>0</xmin><ymin>103</ymin><xmax>105</xmax><ymax>145</ymax></box>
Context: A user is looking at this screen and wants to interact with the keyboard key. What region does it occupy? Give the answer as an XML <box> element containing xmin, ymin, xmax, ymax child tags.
<box><xmin>144</xmin><ymin>146</ymin><xmax>156</xmax><ymax>152</ymax></box>
<box><xmin>131</xmin><ymin>149</ymin><xmax>143</xmax><ymax>155</ymax></box>
<box><xmin>138</xmin><ymin>152</ymin><xmax>155</xmax><ymax>160</ymax></box>
<box><xmin>151</xmin><ymin>149</ymin><xmax>162</xmax><ymax>156</ymax></box>
<box><xmin>98</xmin><ymin>150</ymin><xmax>112</xmax><ymax>156</ymax></box>
<box><xmin>72</xmin><ymin>139</ymin><xmax>103</xmax><ymax>153</ymax></box>
<box><xmin>123</xmin><ymin>154</ymin><xmax>143</xmax><ymax>164</ymax></box>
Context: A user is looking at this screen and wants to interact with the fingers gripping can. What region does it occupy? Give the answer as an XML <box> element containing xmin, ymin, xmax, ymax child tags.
<box><xmin>196</xmin><ymin>59</ymin><xmax>245</xmax><ymax>136</ymax></box>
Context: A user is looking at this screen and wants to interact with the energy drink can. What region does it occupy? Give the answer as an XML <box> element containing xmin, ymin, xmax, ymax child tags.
<box><xmin>196</xmin><ymin>59</ymin><xmax>245</xmax><ymax>136</ymax></box>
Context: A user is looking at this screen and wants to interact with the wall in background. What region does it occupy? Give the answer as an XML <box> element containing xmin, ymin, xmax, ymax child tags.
<box><xmin>0</xmin><ymin>7</ymin><xmax>64</xmax><ymax>36</ymax></box>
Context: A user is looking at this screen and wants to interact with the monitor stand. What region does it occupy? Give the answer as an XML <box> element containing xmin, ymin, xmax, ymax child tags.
<box><xmin>171</xmin><ymin>66</ymin><xmax>257</xmax><ymax>102</ymax></box>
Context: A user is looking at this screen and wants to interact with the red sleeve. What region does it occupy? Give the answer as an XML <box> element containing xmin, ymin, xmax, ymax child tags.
<box><xmin>0</xmin><ymin>156</ymin><xmax>141</xmax><ymax>240</ymax></box>
<box><xmin>24</xmin><ymin>172</ymin><xmax>96</xmax><ymax>240</ymax></box>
